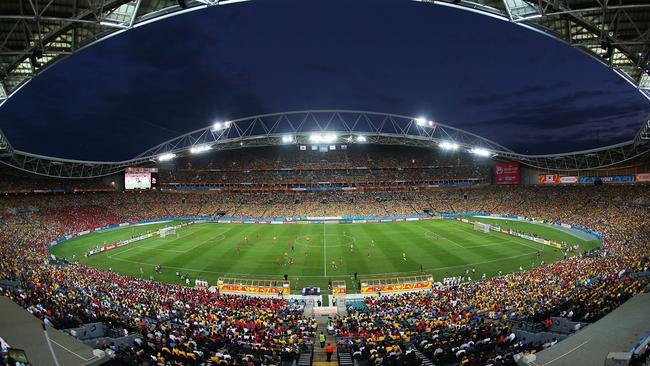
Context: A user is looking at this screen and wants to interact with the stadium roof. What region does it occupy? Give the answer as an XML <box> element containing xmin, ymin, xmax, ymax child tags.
<box><xmin>1</xmin><ymin>0</ymin><xmax>650</xmax><ymax>105</ymax></box>
<box><xmin>0</xmin><ymin>110</ymin><xmax>648</xmax><ymax>178</ymax></box>
<box><xmin>1</xmin><ymin>1</ymin><xmax>649</xmax><ymax>177</ymax></box>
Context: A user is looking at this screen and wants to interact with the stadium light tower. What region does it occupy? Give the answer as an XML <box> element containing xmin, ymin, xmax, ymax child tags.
<box><xmin>356</xmin><ymin>135</ymin><xmax>367</xmax><ymax>143</ymax></box>
<box><xmin>212</xmin><ymin>121</ymin><xmax>231</xmax><ymax>131</ymax></box>
<box><xmin>439</xmin><ymin>141</ymin><xmax>459</xmax><ymax>150</ymax></box>
<box><xmin>158</xmin><ymin>153</ymin><xmax>176</xmax><ymax>162</ymax></box>
<box><xmin>281</xmin><ymin>135</ymin><xmax>294</xmax><ymax>144</ymax></box>
<box><xmin>190</xmin><ymin>145</ymin><xmax>211</xmax><ymax>154</ymax></box>
<box><xmin>416</xmin><ymin>117</ymin><xmax>434</xmax><ymax>127</ymax></box>
<box><xmin>470</xmin><ymin>147</ymin><xmax>491</xmax><ymax>157</ymax></box>
<box><xmin>309</xmin><ymin>133</ymin><xmax>337</xmax><ymax>143</ymax></box>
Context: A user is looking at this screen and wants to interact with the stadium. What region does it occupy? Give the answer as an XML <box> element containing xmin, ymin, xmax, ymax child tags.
<box><xmin>1</xmin><ymin>1</ymin><xmax>650</xmax><ymax>366</ymax></box>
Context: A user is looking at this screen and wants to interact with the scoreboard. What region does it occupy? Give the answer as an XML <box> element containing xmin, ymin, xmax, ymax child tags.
<box><xmin>125</xmin><ymin>167</ymin><xmax>159</xmax><ymax>190</ymax></box>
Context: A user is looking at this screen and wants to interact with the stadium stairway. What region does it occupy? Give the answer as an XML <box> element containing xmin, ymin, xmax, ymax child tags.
<box><xmin>312</xmin><ymin>317</ymin><xmax>338</xmax><ymax>365</ymax></box>
<box><xmin>337</xmin><ymin>351</ymin><xmax>353</xmax><ymax>366</ymax></box>
<box><xmin>298</xmin><ymin>350</ymin><xmax>313</xmax><ymax>366</ymax></box>
<box><xmin>413</xmin><ymin>348</ymin><xmax>435</xmax><ymax>366</ymax></box>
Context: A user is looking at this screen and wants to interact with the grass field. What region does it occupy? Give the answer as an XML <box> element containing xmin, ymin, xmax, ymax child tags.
<box><xmin>50</xmin><ymin>219</ymin><xmax>601</xmax><ymax>292</ymax></box>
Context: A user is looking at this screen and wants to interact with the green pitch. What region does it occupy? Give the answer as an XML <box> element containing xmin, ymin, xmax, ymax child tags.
<box><xmin>49</xmin><ymin>219</ymin><xmax>600</xmax><ymax>291</ymax></box>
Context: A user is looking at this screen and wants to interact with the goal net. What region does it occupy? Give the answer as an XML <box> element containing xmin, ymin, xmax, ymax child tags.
<box><xmin>159</xmin><ymin>227</ymin><xmax>176</xmax><ymax>238</ymax></box>
<box><xmin>473</xmin><ymin>222</ymin><xmax>491</xmax><ymax>233</ymax></box>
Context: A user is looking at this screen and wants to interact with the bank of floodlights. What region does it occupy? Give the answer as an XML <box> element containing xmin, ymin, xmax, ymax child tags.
<box><xmin>212</xmin><ymin>121</ymin><xmax>231</xmax><ymax>131</ymax></box>
<box><xmin>282</xmin><ymin>135</ymin><xmax>295</xmax><ymax>144</ymax></box>
<box><xmin>416</xmin><ymin>117</ymin><xmax>434</xmax><ymax>127</ymax></box>
<box><xmin>158</xmin><ymin>153</ymin><xmax>176</xmax><ymax>162</ymax></box>
<box><xmin>470</xmin><ymin>147</ymin><xmax>491</xmax><ymax>157</ymax></box>
<box><xmin>309</xmin><ymin>133</ymin><xmax>338</xmax><ymax>143</ymax></box>
<box><xmin>439</xmin><ymin>141</ymin><xmax>459</xmax><ymax>150</ymax></box>
<box><xmin>356</xmin><ymin>135</ymin><xmax>367</xmax><ymax>143</ymax></box>
<box><xmin>190</xmin><ymin>145</ymin><xmax>212</xmax><ymax>154</ymax></box>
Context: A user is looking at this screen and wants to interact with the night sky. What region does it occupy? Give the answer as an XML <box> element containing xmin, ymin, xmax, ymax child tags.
<box><xmin>1</xmin><ymin>0</ymin><xmax>649</xmax><ymax>161</ymax></box>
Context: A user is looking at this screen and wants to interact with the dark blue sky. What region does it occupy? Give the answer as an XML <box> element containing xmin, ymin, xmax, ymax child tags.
<box><xmin>1</xmin><ymin>0</ymin><xmax>649</xmax><ymax>161</ymax></box>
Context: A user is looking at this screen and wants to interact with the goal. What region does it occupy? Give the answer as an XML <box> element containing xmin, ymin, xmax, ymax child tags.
<box><xmin>159</xmin><ymin>227</ymin><xmax>176</xmax><ymax>238</ymax></box>
<box><xmin>473</xmin><ymin>222</ymin><xmax>491</xmax><ymax>233</ymax></box>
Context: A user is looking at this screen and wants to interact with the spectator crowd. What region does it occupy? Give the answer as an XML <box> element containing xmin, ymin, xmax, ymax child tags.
<box><xmin>0</xmin><ymin>180</ymin><xmax>649</xmax><ymax>365</ymax></box>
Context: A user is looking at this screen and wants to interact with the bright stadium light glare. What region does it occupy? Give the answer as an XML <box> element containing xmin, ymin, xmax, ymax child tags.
<box><xmin>158</xmin><ymin>153</ymin><xmax>176</xmax><ymax>162</ymax></box>
<box><xmin>190</xmin><ymin>145</ymin><xmax>211</xmax><ymax>154</ymax></box>
<box><xmin>324</xmin><ymin>133</ymin><xmax>337</xmax><ymax>143</ymax></box>
<box><xmin>470</xmin><ymin>147</ymin><xmax>491</xmax><ymax>157</ymax></box>
<box><xmin>439</xmin><ymin>141</ymin><xmax>459</xmax><ymax>150</ymax></box>
<box><xmin>309</xmin><ymin>133</ymin><xmax>338</xmax><ymax>143</ymax></box>
<box><xmin>224</xmin><ymin>121</ymin><xmax>232</xmax><ymax>128</ymax></box>
<box><xmin>282</xmin><ymin>135</ymin><xmax>294</xmax><ymax>143</ymax></box>
<box><xmin>415</xmin><ymin>117</ymin><xmax>426</xmax><ymax>126</ymax></box>
<box><xmin>212</xmin><ymin>122</ymin><xmax>222</xmax><ymax>130</ymax></box>
<box><xmin>357</xmin><ymin>135</ymin><xmax>367</xmax><ymax>143</ymax></box>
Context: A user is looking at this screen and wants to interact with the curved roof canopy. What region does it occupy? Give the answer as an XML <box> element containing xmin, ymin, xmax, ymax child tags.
<box><xmin>1</xmin><ymin>0</ymin><xmax>650</xmax><ymax>103</ymax></box>
<box><xmin>0</xmin><ymin>110</ymin><xmax>648</xmax><ymax>178</ymax></box>
<box><xmin>1</xmin><ymin>1</ymin><xmax>649</xmax><ymax>177</ymax></box>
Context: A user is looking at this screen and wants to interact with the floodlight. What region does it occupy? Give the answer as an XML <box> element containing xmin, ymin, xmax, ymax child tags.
<box><xmin>439</xmin><ymin>141</ymin><xmax>459</xmax><ymax>150</ymax></box>
<box><xmin>212</xmin><ymin>122</ymin><xmax>222</xmax><ymax>130</ymax></box>
<box><xmin>470</xmin><ymin>147</ymin><xmax>491</xmax><ymax>157</ymax></box>
<box><xmin>158</xmin><ymin>153</ymin><xmax>176</xmax><ymax>162</ymax></box>
<box><xmin>309</xmin><ymin>133</ymin><xmax>338</xmax><ymax>143</ymax></box>
<box><xmin>282</xmin><ymin>135</ymin><xmax>294</xmax><ymax>144</ymax></box>
<box><xmin>190</xmin><ymin>145</ymin><xmax>211</xmax><ymax>154</ymax></box>
<box><xmin>357</xmin><ymin>135</ymin><xmax>367</xmax><ymax>143</ymax></box>
<box><xmin>324</xmin><ymin>133</ymin><xmax>337</xmax><ymax>143</ymax></box>
<box><xmin>415</xmin><ymin>117</ymin><xmax>426</xmax><ymax>126</ymax></box>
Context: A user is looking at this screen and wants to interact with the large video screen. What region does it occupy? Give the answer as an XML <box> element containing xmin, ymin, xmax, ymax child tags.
<box><xmin>125</xmin><ymin>167</ymin><xmax>158</xmax><ymax>190</ymax></box>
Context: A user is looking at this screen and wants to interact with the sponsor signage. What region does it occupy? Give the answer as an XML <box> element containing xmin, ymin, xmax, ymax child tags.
<box><xmin>539</xmin><ymin>175</ymin><xmax>579</xmax><ymax>185</ymax></box>
<box><xmin>218</xmin><ymin>284</ymin><xmax>290</xmax><ymax>295</ymax></box>
<box><xmin>636</xmin><ymin>173</ymin><xmax>650</xmax><ymax>182</ymax></box>
<box><xmin>494</xmin><ymin>162</ymin><xmax>520</xmax><ymax>185</ymax></box>
<box><xmin>538</xmin><ymin>174</ymin><xmax>560</xmax><ymax>185</ymax></box>
<box><xmin>559</xmin><ymin>176</ymin><xmax>578</xmax><ymax>184</ymax></box>
<box><xmin>360</xmin><ymin>281</ymin><xmax>432</xmax><ymax>294</ymax></box>
<box><xmin>578</xmin><ymin>175</ymin><xmax>634</xmax><ymax>184</ymax></box>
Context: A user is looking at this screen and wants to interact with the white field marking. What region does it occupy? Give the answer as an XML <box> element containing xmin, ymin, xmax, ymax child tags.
<box><xmin>425</xmin><ymin>230</ymin><xmax>527</xmax><ymax>250</ymax></box>
<box><xmin>117</xmin><ymin>234</ymin><xmax>228</xmax><ymax>254</ymax></box>
<box><xmin>111</xmin><ymin>225</ymin><xmax>206</xmax><ymax>254</ymax></box>
<box><xmin>424</xmin><ymin>230</ymin><xmax>465</xmax><ymax>249</ymax></box>
<box><xmin>323</xmin><ymin>224</ymin><xmax>327</xmax><ymax>277</ymax></box>
<box><xmin>485</xmin><ymin>232</ymin><xmax>545</xmax><ymax>252</ymax></box>
<box><xmin>107</xmin><ymin>249</ymin><xmax>537</xmax><ymax>278</ymax></box>
<box><xmin>49</xmin><ymin>338</ymin><xmax>98</xmax><ymax>362</ymax></box>
<box><xmin>457</xmin><ymin>221</ymin><xmax>552</xmax><ymax>252</ymax></box>
<box><xmin>108</xmin><ymin>229</ymin><xmax>229</xmax><ymax>258</ymax></box>
<box><xmin>455</xmin><ymin>225</ymin><xmax>497</xmax><ymax>241</ymax></box>
<box><xmin>531</xmin><ymin>337</ymin><xmax>593</xmax><ymax>366</ymax></box>
<box><xmin>294</xmin><ymin>234</ymin><xmax>356</xmax><ymax>248</ymax></box>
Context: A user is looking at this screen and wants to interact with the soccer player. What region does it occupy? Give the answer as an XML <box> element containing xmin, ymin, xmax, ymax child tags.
<box><xmin>349</xmin><ymin>243</ymin><xmax>354</xmax><ymax>252</ymax></box>
<box><xmin>371</xmin><ymin>239</ymin><xmax>375</xmax><ymax>247</ymax></box>
<box><xmin>367</xmin><ymin>250</ymin><xmax>371</xmax><ymax>257</ymax></box>
<box><xmin>402</xmin><ymin>252</ymin><xmax>407</xmax><ymax>261</ymax></box>
<box><xmin>236</xmin><ymin>244</ymin><xmax>240</xmax><ymax>255</ymax></box>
